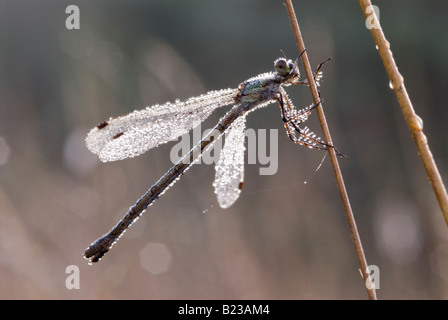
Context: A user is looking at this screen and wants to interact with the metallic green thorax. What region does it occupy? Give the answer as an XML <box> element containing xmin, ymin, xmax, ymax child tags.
<box><xmin>234</xmin><ymin>57</ymin><xmax>302</xmax><ymax>114</ymax></box>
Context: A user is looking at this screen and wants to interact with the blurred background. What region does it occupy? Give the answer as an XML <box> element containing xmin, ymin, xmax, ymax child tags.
<box><xmin>0</xmin><ymin>0</ymin><xmax>447</xmax><ymax>299</ymax></box>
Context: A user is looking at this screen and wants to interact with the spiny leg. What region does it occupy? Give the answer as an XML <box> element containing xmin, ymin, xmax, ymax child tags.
<box><xmin>314</xmin><ymin>57</ymin><xmax>332</xmax><ymax>82</ymax></box>
<box><xmin>291</xmin><ymin>49</ymin><xmax>328</xmax><ymax>81</ymax></box>
<box><xmin>280</xmin><ymin>95</ymin><xmax>320</xmax><ymax>125</ymax></box>
<box><xmin>295</xmin><ymin>56</ymin><xmax>333</xmax><ymax>86</ymax></box>
<box><xmin>292</xmin><ymin>48</ymin><xmax>308</xmax><ymax>69</ymax></box>
<box><xmin>278</xmin><ymin>90</ymin><xmax>345</xmax><ymax>157</ymax></box>
<box><xmin>278</xmin><ymin>91</ymin><xmax>327</xmax><ymax>150</ymax></box>
<box><xmin>278</xmin><ymin>87</ymin><xmax>319</xmax><ymax>127</ymax></box>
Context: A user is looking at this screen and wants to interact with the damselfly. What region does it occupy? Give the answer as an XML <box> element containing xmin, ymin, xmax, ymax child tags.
<box><xmin>83</xmin><ymin>50</ymin><xmax>343</xmax><ymax>263</ymax></box>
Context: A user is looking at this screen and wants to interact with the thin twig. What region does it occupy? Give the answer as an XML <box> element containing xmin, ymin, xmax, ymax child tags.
<box><xmin>358</xmin><ymin>0</ymin><xmax>448</xmax><ymax>225</ymax></box>
<box><xmin>284</xmin><ymin>0</ymin><xmax>377</xmax><ymax>300</ymax></box>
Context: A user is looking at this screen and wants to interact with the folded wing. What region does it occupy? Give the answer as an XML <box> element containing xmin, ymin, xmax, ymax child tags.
<box><xmin>213</xmin><ymin>115</ymin><xmax>246</xmax><ymax>209</ymax></box>
<box><xmin>86</xmin><ymin>88</ymin><xmax>238</xmax><ymax>162</ymax></box>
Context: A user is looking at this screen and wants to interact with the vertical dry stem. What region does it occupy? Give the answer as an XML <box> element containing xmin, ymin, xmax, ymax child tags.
<box><xmin>284</xmin><ymin>0</ymin><xmax>377</xmax><ymax>300</ymax></box>
<box><xmin>358</xmin><ymin>0</ymin><xmax>448</xmax><ymax>225</ymax></box>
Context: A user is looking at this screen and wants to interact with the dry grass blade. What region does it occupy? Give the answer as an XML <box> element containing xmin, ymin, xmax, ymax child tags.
<box><xmin>284</xmin><ymin>0</ymin><xmax>377</xmax><ymax>300</ymax></box>
<box><xmin>358</xmin><ymin>0</ymin><xmax>448</xmax><ymax>225</ymax></box>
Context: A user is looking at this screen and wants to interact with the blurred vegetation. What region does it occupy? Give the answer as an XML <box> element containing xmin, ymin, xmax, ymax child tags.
<box><xmin>0</xmin><ymin>0</ymin><xmax>447</xmax><ymax>299</ymax></box>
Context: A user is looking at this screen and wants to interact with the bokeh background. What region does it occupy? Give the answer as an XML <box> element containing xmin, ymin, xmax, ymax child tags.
<box><xmin>0</xmin><ymin>0</ymin><xmax>447</xmax><ymax>299</ymax></box>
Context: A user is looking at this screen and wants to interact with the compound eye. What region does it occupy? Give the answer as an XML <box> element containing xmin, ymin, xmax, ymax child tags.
<box><xmin>274</xmin><ymin>58</ymin><xmax>290</xmax><ymax>76</ymax></box>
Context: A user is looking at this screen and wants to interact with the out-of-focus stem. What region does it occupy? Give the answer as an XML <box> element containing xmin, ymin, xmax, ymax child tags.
<box><xmin>359</xmin><ymin>0</ymin><xmax>448</xmax><ymax>225</ymax></box>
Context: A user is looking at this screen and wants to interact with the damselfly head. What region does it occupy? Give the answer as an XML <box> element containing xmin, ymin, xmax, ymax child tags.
<box><xmin>274</xmin><ymin>58</ymin><xmax>294</xmax><ymax>77</ymax></box>
<box><xmin>274</xmin><ymin>58</ymin><xmax>290</xmax><ymax>76</ymax></box>
<box><xmin>274</xmin><ymin>58</ymin><xmax>299</xmax><ymax>78</ymax></box>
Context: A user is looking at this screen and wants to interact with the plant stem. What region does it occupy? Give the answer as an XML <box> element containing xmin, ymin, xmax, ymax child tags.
<box><xmin>284</xmin><ymin>0</ymin><xmax>377</xmax><ymax>300</ymax></box>
<box><xmin>358</xmin><ymin>0</ymin><xmax>448</xmax><ymax>225</ymax></box>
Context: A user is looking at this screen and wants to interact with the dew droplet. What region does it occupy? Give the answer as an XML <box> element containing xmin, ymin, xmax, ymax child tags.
<box><xmin>389</xmin><ymin>80</ymin><xmax>394</xmax><ymax>89</ymax></box>
<box><xmin>412</xmin><ymin>114</ymin><xmax>424</xmax><ymax>131</ymax></box>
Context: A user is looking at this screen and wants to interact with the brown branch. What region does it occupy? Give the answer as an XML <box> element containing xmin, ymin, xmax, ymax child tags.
<box><xmin>358</xmin><ymin>0</ymin><xmax>448</xmax><ymax>225</ymax></box>
<box><xmin>284</xmin><ymin>0</ymin><xmax>377</xmax><ymax>300</ymax></box>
